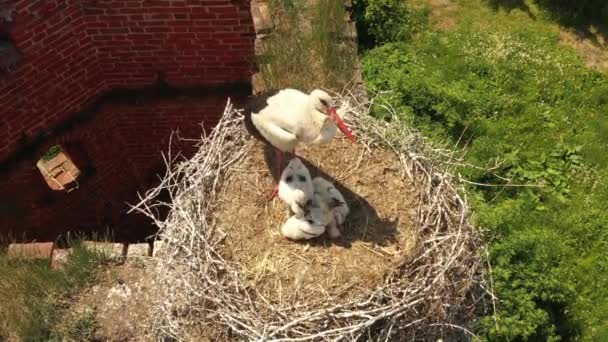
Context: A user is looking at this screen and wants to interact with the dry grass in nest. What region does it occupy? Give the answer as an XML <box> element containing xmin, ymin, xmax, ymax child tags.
<box><xmin>132</xmin><ymin>93</ymin><xmax>486</xmax><ymax>341</ymax></box>
<box><xmin>215</xmin><ymin>138</ymin><xmax>419</xmax><ymax>305</ymax></box>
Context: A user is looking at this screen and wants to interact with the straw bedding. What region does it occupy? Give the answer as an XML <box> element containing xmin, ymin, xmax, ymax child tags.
<box><xmin>215</xmin><ymin>138</ymin><xmax>419</xmax><ymax>305</ymax></box>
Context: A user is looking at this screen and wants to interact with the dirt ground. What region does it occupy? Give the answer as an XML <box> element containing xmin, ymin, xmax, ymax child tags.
<box><xmin>62</xmin><ymin>259</ymin><xmax>157</xmax><ymax>342</ymax></box>
<box><xmin>427</xmin><ymin>0</ymin><xmax>458</xmax><ymax>31</ymax></box>
<box><xmin>560</xmin><ymin>29</ymin><xmax>608</xmax><ymax>72</ymax></box>
<box><xmin>214</xmin><ymin>138</ymin><xmax>420</xmax><ymax>305</ymax></box>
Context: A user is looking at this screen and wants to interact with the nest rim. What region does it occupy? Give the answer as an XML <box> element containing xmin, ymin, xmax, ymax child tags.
<box><xmin>133</xmin><ymin>93</ymin><xmax>485</xmax><ymax>341</ymax></box>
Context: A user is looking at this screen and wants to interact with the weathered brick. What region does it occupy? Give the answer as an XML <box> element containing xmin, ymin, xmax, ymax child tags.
<box><xmin>7</xmin><ymin>242</ymin><xmax>54</xmax><ymax>261</ymax></box>
<box><xmin>51</xmin><ymin>248</ymin><xmax>73</xmax><ymax>270</ymax></box>
<box><xmin>251</xmin><ymin>1</ymin><xmax>273</xmax><ymax>34</ymax></box>
<box><xmin>251</xmin><ymin>72</ymin><xmax>267</xmax><ymax>95</ymax></box>
<box><xmin>127</xmin><ymin>243</ymin><xmax>152</xmax><ymax>257</ymax></box>
<box><xmin>82</xmin><ymin>241</ymin><xmax>127</xmax><ymax>259</ymax></box>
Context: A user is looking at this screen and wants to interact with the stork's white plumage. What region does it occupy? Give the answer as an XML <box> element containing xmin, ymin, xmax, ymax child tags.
<box><xmin>278</xmin><ymin>158</ymin><xmax>314</xmax><ymax>217</ymax></box>
<box><xmin>244</xmin><ymin>88</ymin><xmax>355</xmax><ymax>197</ymax></box>
<box><xmin>312</xmin><ymin>177</ymin><xmax>349</xmax><ymax>238</ymax></box>
<box><xmin>280</xmin><ymin>191</ymin><xmax>334</xmax><ymax>240</ymax></box>
<box><xmin>280</xmin><ymin>215</ymin><xmax>326</xmax><ymax>240</ymax></box>
<box><xmin>249</xmin><ymin>89</ymin><xmax>355</xmax><ymax>153</ymax></box>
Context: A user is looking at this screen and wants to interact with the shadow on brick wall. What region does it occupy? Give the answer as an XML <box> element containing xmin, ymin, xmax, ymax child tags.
<box><xmin>0</xmin><ymin>81</ymin><xmax>250</xmax><ymax>243</ymax></box>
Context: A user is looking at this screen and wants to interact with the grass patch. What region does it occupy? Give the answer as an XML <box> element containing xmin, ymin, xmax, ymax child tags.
<box><xmin>257</xmin><ymin>0</ymin><xmax>357</xmax><ymax>90</ymax></box>
<box><xmin>51</xmin><ymin>305</ymin><xmax>98</xmax><ymax>341</ymax></box>
<box><xmin>0</xmin><ymin>244</ymin><xmax>106</xmax><ymax>341</ymax></box>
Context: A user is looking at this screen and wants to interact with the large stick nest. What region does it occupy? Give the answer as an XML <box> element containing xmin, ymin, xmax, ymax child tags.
<box><xmin>132</xmin><ymin>91</ymin><xmax>485</xmax><ymax>341</ymax></box>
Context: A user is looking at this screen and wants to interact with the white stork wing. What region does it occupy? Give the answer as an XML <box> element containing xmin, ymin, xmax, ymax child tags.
<box><xmin>253</xmin><ymin>115</ymin><xmax>299</xmax><ymax>152</ymax></box>
<box><xmin>251</xmin><ymin>88</ymin><xmax>310</xmax><ymax>151</ymax></box>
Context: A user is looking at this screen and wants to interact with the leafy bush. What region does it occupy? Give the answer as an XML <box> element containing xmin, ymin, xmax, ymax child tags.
<box><xmin>362</xmin><ymin>7</ymin><xmax>608</xmax><ymax>340</ymax></box>
<box><xmin>357</xmin><ymin>0</ymin><xmax>408</xmax><ymax>45</ymax></box>
<box><xmin>352</xmin><ymin>0</ymin><xmax>429</xmax><ymax>49</ymax></box>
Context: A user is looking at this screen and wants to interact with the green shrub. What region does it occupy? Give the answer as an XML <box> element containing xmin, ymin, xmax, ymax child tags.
<box><xmin>352</xmin><ymin>0</ymin><xmax>430</xmax><ymax>49</ymax></box>
<box><xmin>361</xmin><ymin>0</ymin><xmax>408</xmax><ymax>44</ymax></box>
<box><xmin>362</xmin><ymin>10</ymin><xmax>608</xmax><ymax>340</ymax></box>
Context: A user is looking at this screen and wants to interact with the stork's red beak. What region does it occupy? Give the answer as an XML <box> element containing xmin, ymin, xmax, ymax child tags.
<box><xmin>327</xmin><ymin>107</ymin><xmax>356</xmax><ymax>143</ymax></box>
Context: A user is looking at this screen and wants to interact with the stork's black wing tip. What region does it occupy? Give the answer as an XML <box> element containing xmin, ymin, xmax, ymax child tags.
<box><xmin>245</xmin><ymin>88</ymin><xmax>280</xmax><ymax>115</ymax></box>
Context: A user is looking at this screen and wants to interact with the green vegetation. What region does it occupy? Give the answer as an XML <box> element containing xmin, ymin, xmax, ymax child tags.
<box><xmin>52</xmin><ymin>305</ymin><xmax>98</xmax><ymax>341</ymax></box>
<box><xmin>0</xmin><ymin>244</ymin><xmax>105</xmax><ymax>341</ymax></box>
<box><xmin>41</xmin><ymin>145</ymin><xmax>61</xmax><ymax>162</ymax></box>
<box><xmin>536</xmin><ymin>0</ymin><xmax>608</xmax><ymax>27</ymax></box>
<box><xmin>257</xmin><ymin>0</ymin><xmax>356</xmax><ymax>91</ymax></box>
<box><xmin>358</xmin><ymin>0</ymin><xmax>608</xmax><ymax>340</ymax></box>
<box><xmin>352</xmin><ymin>0</ymin><xmax>430</xmax><ymax>49</ymax></box>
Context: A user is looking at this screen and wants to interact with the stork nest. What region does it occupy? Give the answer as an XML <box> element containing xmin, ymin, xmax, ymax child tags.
<box><xmin>132</xmin><ymin>92</ymin><xmax>485</xmax><ymax>341</ymax></box>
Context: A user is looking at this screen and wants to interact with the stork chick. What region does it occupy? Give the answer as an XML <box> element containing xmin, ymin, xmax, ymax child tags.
<box><xmin>278</xmin><ymin>158</ymin><xmax>313</xmax><ymax>218</ymax></box>
<box><xmin>280</xmin><ymin>215</ymin><xmax>325</xmax><ymax>240</ymax></box>
<box><xmin>281</xmin><ymin>193</ymin><xmax>334</xmax><ymax>240</ymax></box>
<box><xmin>312</xmin><ymin>177</ymin><xmax>349</xmax><ymax>238</ymax></box>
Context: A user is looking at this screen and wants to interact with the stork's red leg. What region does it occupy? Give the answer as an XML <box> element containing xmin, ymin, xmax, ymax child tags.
<box><xmin>276</xmin><ymin>148</ymin><xmax>284</xmax><ymax>178</ymax></box>
<box><xmin>268</xmin><ymin>148</ymin><xmax>283</xmax><ymax>200</ymax></box>
<box><xmin>269</xmin><ymin>184</ymin><xmax>279</xmax><ymax>199</ymax></box>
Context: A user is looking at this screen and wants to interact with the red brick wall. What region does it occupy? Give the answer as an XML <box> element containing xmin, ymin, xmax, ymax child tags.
<box><xmin>0</xmin><ymin>0</ymin><xmax>255</xmax><ymax>163</ymax></box>
<box><xmin>0</xmin><ymin>0</ymin><xmax>254</xmax><ymax>241</ymax></box>
<box><xmin>1</xmin><ymin>0</ymin><xmax>104</xmax><ymax>163</ymax></box>
<box><xmin>105</xmin><ymin>94</ymin><xmax>231</xmax><ymax>182</ymax></box>
<box><xmin>86</xmin><ymin>0</ymin><xmax>255</xmax><ymax>88</ymax></box>
<box><xmin>0</xmin><ymin>101</ymin><xmax>139</xmax><ymax>242</ymax></box>
<box><xmin>0</xmin><ymin>94</ymin><xmax>241</xmax><ymax>242</ymax></box>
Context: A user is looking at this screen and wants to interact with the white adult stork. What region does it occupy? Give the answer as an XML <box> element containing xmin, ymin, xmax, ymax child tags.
<box><xmin>244</xmin><ymin>88</ymin><xmax>356</xmax><ymax>196</ymax></box>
